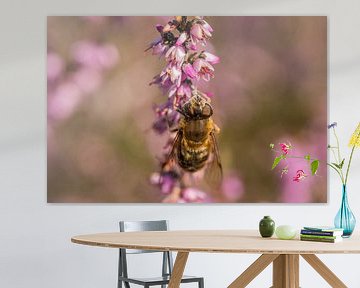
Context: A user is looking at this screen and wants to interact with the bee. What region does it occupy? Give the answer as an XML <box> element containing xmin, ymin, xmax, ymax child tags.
<box><xmin>163</xmin><ymin>92</ymin><xmax>223</xmax><ymax>187</ymax></box>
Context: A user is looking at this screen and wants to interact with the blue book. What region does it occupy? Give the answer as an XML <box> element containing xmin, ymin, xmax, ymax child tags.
<box><xmin>302</xmin><ymin>226</ymin><xmax>343</xmax><ymax>236</ymax></box>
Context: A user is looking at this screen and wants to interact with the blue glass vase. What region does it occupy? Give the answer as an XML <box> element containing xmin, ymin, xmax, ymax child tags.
<box><xmin>334</xmin><ymin>185</ymin><xmax>356</xmax><ymax>237</ymax></box>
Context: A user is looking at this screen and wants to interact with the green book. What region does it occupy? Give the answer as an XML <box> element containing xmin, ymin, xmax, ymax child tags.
<box><xmin>300</xmin><ymin>236</ymin><xmax>342</xmax><ymax>243</ymax></box>
<box><xmin>300</xmin><ymin>234</ymin><xmax>339</xmax><ymax>240</ymax></box>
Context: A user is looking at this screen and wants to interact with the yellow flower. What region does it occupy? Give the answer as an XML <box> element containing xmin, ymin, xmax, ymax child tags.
<box><xmin>349</xmin><ymin>122</ymin><xmax>360</xmax><ymax>147</ymax></box>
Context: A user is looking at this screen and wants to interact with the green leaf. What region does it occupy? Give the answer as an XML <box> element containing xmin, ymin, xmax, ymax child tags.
<box><xmin>311</xmin><ymin>160</ymin><xmax>320</xmax><ymax>175</ymax></box>
<box><xmin>332</xmin><ymin>162</ymin><xmax>341</xmax><ymax>169</ymax></box>
<box><xmin>272</xmin><ymin>156</ymin><xmax>284</xmax><ymax>170</ymax></box>
<box><xmin>339</xmin><ymin>158</ymin><xmax>345</xmax><ymax>169</ymax></box>
<box><xmin>304</xmin><ymin>154</ymin><xmax>311</xmax><ymax>162</ymax></box>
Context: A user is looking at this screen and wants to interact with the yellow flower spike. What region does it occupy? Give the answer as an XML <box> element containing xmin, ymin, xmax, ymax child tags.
<box><xmin>349</xmin><ymin>122</ymin><xmax>360</xmax><ymax>148</ymax></box>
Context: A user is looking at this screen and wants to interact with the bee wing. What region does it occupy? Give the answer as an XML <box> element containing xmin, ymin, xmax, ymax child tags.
<box><xmin>204</xmin><ymin>131</ymin><xmax>223</xmax><ymax>188</ymax></box>
<box><xmin>162</xmin><ymin>130</ymin><xmax>182</xmax><ymax>169</ymax></box>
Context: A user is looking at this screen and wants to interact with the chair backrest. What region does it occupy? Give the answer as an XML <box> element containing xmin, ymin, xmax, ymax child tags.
<box><xmin>119</xmin><ymin>220</ymin><xmax>169</xmax><ymax>254</ymax></box>
<box><xmin>118</xmin><ymin>220</ymin><xmax>174</xmax><ymax>282</ymax></box>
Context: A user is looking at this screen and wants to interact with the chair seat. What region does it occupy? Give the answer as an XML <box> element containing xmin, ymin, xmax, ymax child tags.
<box><xmin>119</xmin><ymin>275</ymin><xmax>202</xmax><ymax>286</ymax></box>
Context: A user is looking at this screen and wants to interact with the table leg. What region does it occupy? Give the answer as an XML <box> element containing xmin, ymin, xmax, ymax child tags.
<box><xmin>228</xmin><ymin>254</ymin><xmax>279</xmax><ymax>288</ymax></box>
<box><xmin>168</xmin><ymin>251</ymin><xmax>189</xmax><ymax>288</ymax></box>
<box><xmin>301</xmin><ymin>254</ymin><xmax>347</xmax><ymax>288</ymax></box>
<box><xmin>272</xmin><ymin>254</ymin><xmax>299</xmax><ymax>288</ymax></box>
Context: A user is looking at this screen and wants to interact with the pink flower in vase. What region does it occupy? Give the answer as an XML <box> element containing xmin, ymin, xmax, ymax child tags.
<box><xmin>279</xmin><ymin>142</ymin><xmax>291</xmax><ymax>155</ymax></box>
<box><xmin>293</xmin><ymin>170</ymin><xmax>307</xmax><ymax>182</ymax></box>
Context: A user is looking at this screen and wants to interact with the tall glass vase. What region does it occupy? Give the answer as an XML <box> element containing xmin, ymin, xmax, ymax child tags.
<box><xmin>334</xmin><ymin>185</ymin><xmax>356</xmax><ymax>237</ymax></box>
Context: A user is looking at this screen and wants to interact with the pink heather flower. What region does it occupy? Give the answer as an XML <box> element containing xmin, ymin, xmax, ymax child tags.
<box><xmin>71</xmin><ymin>67</ymin><xmax>102</xmax><ymax>94</ymax></box>
<box><xmin>221</xmin><ymin>174</ymin><xmax>244</xmax><ymax>201</ymax></box>
<box><xmin>150</xmin><ymin>171</ymin><xmax>179</xmax><ymax>194</ymax></box>
<box><xmin>193</xmin><ymin>58</ymin><xmax>214</xmax><ymax>81</ymax></box>
<box><xmin>176</xmin><ymin>82</ymin><xmax>192</xmax><ymax>99</ymax></box>
<box><xmin>202</xmin><ymin>52</ymin><xmax>220</xmax><ymax>64</ymax></box>
<box><xmin>168</xmin><ymin>82</ymin><xmax>192</xmax><ymax>99</ymax></box>
<box><xmin>48</xmin><ymin>82</ymin><xmax>82</xmax><ymax>120</ymax></box>
<box><xmin>202</xmin><ymin>20</ymin><xmax>214</xmax><ymax>33</ymax></box>
<box><xmin>176</xmin><ymin>32</ymin><xmax>187</xmax><ymax>45</ymax></box>
<box><xmin>71</xmin><ymin>41</ymin><xmax>119</xmax><ymax>70</ymax></box>
<box><xmin>98</xmin><ymin>44</ymin><xmax>119</xmax><ymax>69</ymax></box>
<box><xmin>47</xmin><ymin>52</ymin><xmax>64</xmax><ymax>82</ymax></box>
<box><xmin>160</xmin><ymin>63</ymin><xmax>182</xmax><ymax>87</ymax></box>
<box><xmin>293</xmin><ymin>170</ymin><xmax>307</xmax><ymax>182</ymax></box>
<box><xmin>180</xmin><ymin>187</ymin><xmax>208</xmax><ymax>203</ymax></box>
<box><xmin>280</xmin><ymin>142</ymin><xmax>291</xmax><ymax>155</ymax></box>
<box><xmin>165</xmin><ymin>43</ymin><xmax>186</xmax><ymax>65</ymax></box>
<box><xmin>190</xmin><ymin>21</ymin><xmax>213</xmax><ymax>45</ymax></box>
<box><xmin>182</xmin><ymin>63</ymin><xmax>198</xmax><ymax>79</ymax></box>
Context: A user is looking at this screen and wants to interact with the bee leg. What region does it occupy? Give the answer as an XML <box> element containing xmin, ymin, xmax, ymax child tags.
<box><xmin>170</xmin><ymin>128</ymin><xmax>178</xmax><ymax>133</ymax></box>
<box><xmin>176</xmin><ymin>108</ymin><xmax>186</xmax><ymax>117</ymax></box>
<box><xmin>214</xmin><ymin>123</ymin><xmax>220</xmax><ymax>134</ymax></box>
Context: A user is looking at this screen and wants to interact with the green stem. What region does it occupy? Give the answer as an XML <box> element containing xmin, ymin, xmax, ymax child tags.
<box><xmin>285</xmin><ymin>155</ymin><xmax>317</xmax><ymax>161</ymax></box>
<box><xmin>345</xmin><ymin>129</ymin><xmax>360</xmax><ymax>185</ymax></box>
<box><xmin>333</xmin><ymin>127</ymin><xmax>342</xmax><ymax>163</ymax></box>
<box><xmin>330</xmin><ymin>147</ymin><xmax>339</xmax><ymax>164</ymax></box>
<box><xmin>345</xmin><ymin>145</ymin><xmax>356</xmax><ymax>185</ymax></box>
<box><xmin>332</xmin><ymin>127</ymin><xmax>345</xmax><ymax>181</ymax></box>
<box><xmin>327</xmin><ymin>163</ymin><xmax>345</xmax><ymax>184</ymax></box>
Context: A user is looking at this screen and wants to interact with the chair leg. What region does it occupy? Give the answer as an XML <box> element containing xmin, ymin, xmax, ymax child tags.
<box><xmin>198</xmin><ymin>278</ymin><xmax>204</xmax><ymax>288</ymax></box>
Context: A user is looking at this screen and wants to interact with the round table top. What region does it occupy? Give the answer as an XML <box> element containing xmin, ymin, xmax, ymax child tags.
<box><xmin>71</xmin><ymin>230</ymin><xmax>360</xmax><ymax>254</ymax></box>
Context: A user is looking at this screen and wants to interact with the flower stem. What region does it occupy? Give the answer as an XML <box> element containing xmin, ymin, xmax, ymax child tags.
<box><xmin>332</xmin><ymin>127</ymin><xmax>345</xmax><ymax>181</ymax></box>
<box><xmin>344</xmin><ymin>129</ymin><xmax>360</xmax><ymax>185</ymax></box>
<box><xmin>345</xmin><ymin>145</ymin><xmax>356</xmax><ymax>185</ymax></box>
<box><xmin>333</xmin><ymin>127</ymin><xmax>342</xmax><ymax>162</ymax></box>
<box><xmin>327</xmin><ymin>163</ymin><xmax>344</xmax><ymax>184</ymax></box>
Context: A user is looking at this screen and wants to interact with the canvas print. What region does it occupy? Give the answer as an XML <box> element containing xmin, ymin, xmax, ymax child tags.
<box><xmin>47</xmin><ymin>16</ymin><xmax>327</xmax><ymax>203</ymax></box>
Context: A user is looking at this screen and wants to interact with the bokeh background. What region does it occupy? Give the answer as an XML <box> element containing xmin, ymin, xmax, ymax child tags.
<box><xmin>47</xmin><ymin>16</ymin><xmax>327</xmax><ymax>203</ymax></box>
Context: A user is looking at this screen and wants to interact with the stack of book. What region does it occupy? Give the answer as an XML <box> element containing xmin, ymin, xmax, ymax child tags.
<box><xmin>300</xmin><ymin>226</ymin><xmax>344</xmax><ymax>243</ymax></box>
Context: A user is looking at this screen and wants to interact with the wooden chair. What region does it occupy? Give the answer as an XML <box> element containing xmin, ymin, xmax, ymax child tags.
<box><xmin>118</xmin><ymin>220</ymin><xmax>204</xmax><ymax>288</ymax></box>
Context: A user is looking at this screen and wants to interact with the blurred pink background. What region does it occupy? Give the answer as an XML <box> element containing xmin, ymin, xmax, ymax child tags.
<box><xmin>47</xmin><ymin>16</ymin><xmax>327</xmax><ymax>203</ymax></box>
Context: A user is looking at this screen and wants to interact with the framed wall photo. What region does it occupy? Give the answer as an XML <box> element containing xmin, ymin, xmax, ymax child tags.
<box><xmin>47</xmin><ymin>16</ymin><xmax>327</xmax><ymax>203</ymax></box>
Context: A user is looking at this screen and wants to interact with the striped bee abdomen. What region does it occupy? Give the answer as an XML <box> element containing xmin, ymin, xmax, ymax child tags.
<box><xmin>177</xmin><ymin>137</ymin><xmax>210</xmax><ymax>172</ymax></box>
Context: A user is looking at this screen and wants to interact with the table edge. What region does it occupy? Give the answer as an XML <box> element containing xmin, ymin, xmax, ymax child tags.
<box><xmin>71</xmin><ymin>236</ymin><xmax>360</xmax><ymax>254</ymax></box>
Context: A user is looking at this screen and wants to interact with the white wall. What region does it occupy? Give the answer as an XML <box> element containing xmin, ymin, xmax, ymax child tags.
<box><xmin>1</xmin><ymin>1</ymin><xmax>360</xmax><ymax>287</ymax></box>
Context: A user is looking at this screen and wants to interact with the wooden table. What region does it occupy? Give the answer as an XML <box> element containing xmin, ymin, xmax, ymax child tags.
<box><xmin>71</xmin><ymin>230</ymin><xmax>360</xmax><ymax>288</ymax></box>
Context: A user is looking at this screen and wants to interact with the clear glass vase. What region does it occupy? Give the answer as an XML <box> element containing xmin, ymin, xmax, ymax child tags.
<box><xmin>334</xmin><ymin>185</ymin><xmax>356</xmax><ymax>237</ymax></box>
